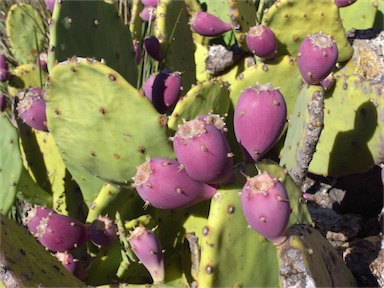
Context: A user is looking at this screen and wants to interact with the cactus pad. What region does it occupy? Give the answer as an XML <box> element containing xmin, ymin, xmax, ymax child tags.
<box><xmin>48</xmin><ymin>0</ymin><xmax>137</xmax><ymax>86</ymax></box>
<box><xmin>168</xmin><ymin>79</ymin><xmax>230</xmax><ymax>132</ymax></box>
<box><xmin>0</xmin><ymin>115</ymin><xmax>22</xmax><ymax>214</ymax></box>
<box><xmin>277</xmin><ymin>224</ymin><xmax>357</xmax><ymax>287</ymax></box>
<box><xmin>45</xmin><ymin>58</ymin><xmax>174</xmax><ymax>187</ymax></box>
<box><xmin>309</xmin><ymin>75</ymin><xmax>384</xmax><ymax>176</ymax></box>
<box><xmin>5</xmin><ymin>4</ymin><xmax>46</xmax><ymax>64</ymax></box>
<box><xmin>280</xmin><ymin>85</ymin><xmax>325</xmax><ymax>187</ymax></box>
<box><xmin>0</xmin><ymin>214</ymin><xmax>85</xmax><ymax>287</ymax></box>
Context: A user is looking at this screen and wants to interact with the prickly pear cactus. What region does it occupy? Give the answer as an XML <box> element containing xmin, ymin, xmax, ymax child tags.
<box><xmin>280</xmin><ymin>85</ymin><xmax>324</xmax><ymax>187</ymax></box>
<box><xmin>309</xmin><ymin>74</ymin><xmax>384</xmax><ymax>176</ymax></box>
<box><xmin>8</xmin><ymin>63</ymin><xmax>47</xmax><ymax>97</ymax></box>
<box><xmin>262</xmin><ymin>0</ymin><xmax>354</xmax><ymax>62</ymax></box>
<box><xmin>197</xmin><ymin>160</ymin><xmax>312</xmax><ymax>287</ymax></box>
<box><xmin>0</xmin><ymin>214</ymin><xmax>86</xmax><ymax>287</ymax></box>
<box><xmin>5</xmin><ymin>3</ymin><xmax>46</xmax><ymax>64</ymax></box>
<box><xmin>168</xmin><ymin>79</ymin><xmax>230</xmax><ymax>132</ymax></box>
<box><xmin>48</xmin><ymin>0</ymin><xmax>138</xmax><ymax>86</ymax></box>
<box><xmin>277</xmin><ymin>224</ymin><xmax>358</xmax><ymax>287</ymax></box>
<box><xmin>45</xmin><ymin>58</ymin><xmax>174</xmax><ymax>188</ymax></box>
<box><xmin>0</xmin><ymin>115</ymin><xmax>22</xmax><ymax>214</ymax></box>
<box><xmin>154</xmin><ymin>0</ymin><xmax>197</xmax><ymax>90</ymax></box>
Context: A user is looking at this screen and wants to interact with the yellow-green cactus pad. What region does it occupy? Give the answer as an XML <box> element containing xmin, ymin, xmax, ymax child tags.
<box><xmin>45</xmin><ymin>58</ymin><xmax>174</xmax><ymax>187</ymax></box>
<box><xmin>309</xmin><ymin>74</ymin><xmax>384</xmax><ymax>176</ymax></box>
<box><xmin>5</xmin><ymin>4</ymin><xmax>46</xmax><ymax>64</ymax></box>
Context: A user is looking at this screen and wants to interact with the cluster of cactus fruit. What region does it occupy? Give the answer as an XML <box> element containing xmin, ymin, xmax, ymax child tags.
<box><xmin>0</xmin><ymin>0</ymin><xmax>382</xmax><ymax>286</ymax></box>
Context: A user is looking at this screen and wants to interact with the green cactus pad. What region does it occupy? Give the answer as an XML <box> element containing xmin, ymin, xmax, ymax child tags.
<box><xmin>277</xmin><ymin>224</ymin><xmax>357</xmax><ymax>287</ymax></box>
<box><xmin>197</xmin><ymin>179</ymin><xmax>280</xmax><ymax>287</ymax></box>
<box><xmin>228</xmin><ymin>0</ymin><xmax>258</xmax><ymax>48</ymax></box>
<box><xmin>168</xmin><ymin>79</ymin><xmax>230</xmax><ymax>132</ymax></box>
<box><xmin>16</xmin><ymin>166</ymin><xmax>52</xmax><ymax>208</ymax></box>
<box><xmin>339</xmin><ymin>0</ymin><xmax>379</xmax><ymax>31</ymax></box>
<box><xmin>262</xmin><ymin>0</ymin><xmax>354</xmax><ymax>63</ymax></box>
<box><xmin>0</xmin><ymin>115</ymin><xmax>22</xmax><ymax>214</ymax></box>
<box><xmin>7</xmin><ymin>63</ymin><xmax>47</xmax><ymax>97</ymax></box>
<box><xmin>0</xmin><ymin>215</ymin><xmax>86</xmax><ymax>287</ymax></box>
<box><xmin>280</xmin><ymin>85</ymin><xmax>325</xmax><ymax>187</ymax></box>
<box><xmin>129</xmin><ymin>0</ymin><xmax>145</xmax><ymax>41</ymax></box>
<box><xmin>309</xmin><ymin>75</ymin><xmax>384</xmax><ymax>176</ymax></box>
<box><xmin>86</xmin><ymin>183</ymin><xmax>144</xmax><ymax>224</ymax></box>
<box><xmin>5</xmin><ymin>4</ymin><xmax>46</xmax><ymax>64</ymax></box>
<box><xmin>155</xmin><ymin>0</ymin><xmax>196</xmax><ymax>91</ymax></box>
<box><xmin>48</xmin><ymin>0</ymin><xmax>137</xmax><ymax>86</ymax></box>
<box><xmin>45</xmin><ymin>58</ymin><xmax>174</xmax><ymax>187</ymax></box>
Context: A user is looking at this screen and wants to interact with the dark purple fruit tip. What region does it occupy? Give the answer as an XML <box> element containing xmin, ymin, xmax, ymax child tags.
<box><xmin>88</xmin><ymin>216</ymin><xmax>118</xmax><ymax>247</ymax></box>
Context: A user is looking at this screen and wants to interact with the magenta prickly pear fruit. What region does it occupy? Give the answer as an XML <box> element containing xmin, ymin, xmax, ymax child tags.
<box><xmin>140</xmin><ymin>6</ymin><xmax>156</xmax><ymax>22</ymax></box>
<box><xmin>16</xmin><ymin>88</ymin><xmax>48</xmax><ymax>132</ymax></box>
<box><xmin>0</xmin><ymin>54</ymin><xmax>10</xmax><ymax>82</ymax></box>
<box><xmin>44</xmin><ymin>0</ymin><xmax>56</xmax><ymax>12</ymax></box>
<box><xmin>234</xmin><ymin>84</ymin><xmax>287</xmax><ymax>162</ymax></box>
<box><xmin>151</xmin><ymin>69</ymin><xmax>182</xmax><ymax>114</ymax></box>
<box><xmin>141</xmin><ymin>0</ymin><xmax>158</xmax><ymax>7</ymax></box>
<box><xmin>246</xmin><ymin>25</ymin><xmax>277</xmax><ymax>60</ymax></box>
<box><xmin>53</xmin><ymin>251</ymin><xmax>77</xmax><ymax>274</ymax></box>
<box><xmin>173</xmin><ymin>117</ymin><xmax>234</xmax><ymax>185</ymax></box>
<box><xmin>143</xmin><ymin>74</ymin><xmax>156</xmax><ymax>101</ymax></box>
<box><xmin>88</xmin><ymin>216</ymin><xmax>118</xmax><ymax>247</ymax></box>
<box><xmin>128</xmin><ymin>226</ymin><xmax>164</xmax><ymax>284</ymax></box>
<box><xmin>133</xmin><ymin>39</ymin><xmax>142</xmax><ymax>65</ymax></box>
<box><xmin>25</xmin><ymin>206</ymin><xmax>54</xmax><ymax>235</ymax></box>
<box><xmin>132</xmin><ymin>157</ymin><xmax>217</xmax><ymax>209</ymax></box>
<box><xmin>37</xmin><ymin>52</ymin><xmax>48</xmax><ymax>72</ymax></box>
<box><xmin>320</xmin><ymin>72</ymin><xmax>335</xmax><ymax>91</ymax></box>
<box><xmin>143</xmin><ymin>36</ymin><xmax>163</xmax><ymax>61</ymax></box>
<box><xmin>334</xmin><ymin>0</ymin><xmax>357</xmax><ymax>7</ymax></box>
<box><xmin>190</xmin><ymin>11</ymin><xmax>232</xmax><ymax>37</ymax></box>
<box><xmin>298</xmin><ymin>32</ymin><xmax>338</xmax><ymax>85</ymax></box>
<box><xmin>241</xmin><ymin>172</ymin><xmax>291</xmax><ymax>245</ymax></box>
<box><xmin>33</xmin><ymin>210</ymin><xmax>89</xmax><ymax>251</ymax></box>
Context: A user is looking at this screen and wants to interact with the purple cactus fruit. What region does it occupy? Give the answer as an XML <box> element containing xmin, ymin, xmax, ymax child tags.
<box><xmin>132</xmin><ymin>157</ymin><xmax>217</xmax><ymax>209</ymax></box>
<box><xmin>151</xmin><ymin>69</ymin><xmax>182</xmax><ymax>114</ymax></box>
<box><xmin>25</xmin><ymin>206</ymin><xmax>54</xmax><ymax>236</ymax></box>
<box><xmin>141</xmin><ymin>0</ymin><xmax>158</xmax><ymax>7</ymax></box>
<box><xmin>53</xmin><ymin>251</ymin><xmax>77</xmax><ymax>274</ymax></box>
<box><xmin>234</xmin><ymin>84</ymin><xmax>287</xmax><ymax>162</ymax></box>
<box><xmin>33</xmin><ymin>211</ymin><xmax>89</xmax><ymax>251</ymax></box>
<box><xmin>190</xmin><ymin>11</ymin><xmax>232</xmax><ymax>37</ymax></box>
<box><xmin>143</xmin><ymin>36</ymin><xmax>163</xmax><ymax>61</ymax></box>
<box><xmin>128</xmin><ymin>226</ymin><xmax>164</xmax><ymax>284</ymax></box>
<box><xmin>16</xmin><ymin>88</ymin><xmax>49</xmax><ymax>132</ymax></box>
<box><xmin>241</xmin><ymin>172</ymin><xmax>291</xmax><ymax>245</ymax></box>
<box><xmin>37</xmin><ymin>52</ymin><xmax>48</xmax><ymax>72</ymax></box>
<box><xmin>143</xmin><ymin>74</ymin><xmax>156</xmax><ymax>101</ymax></box>
<box><xmin>320</xmin><ymin>72</ymin><xmax>335</xmax><ymax>91</ymax></box>
<box><xmin>246</xmin><ymin>25</ymin><xmax>277</xmax><ymax>60</ymax></box>
<box><xmin>298</xmin><ymin>32</ymin><xmax>338</xmax><ymax>85</ymax></box>
<box><xmin>334</xmin><ymin>0</ymin><xmax>357</xmax><ymax>7</ymax></box>
<box><xmin>140</xmin><ymin>6</ymin><xmax>156</xmax><ymax>22</ymax></box>
<box><xmin>0</xmin><ymin>54</ymin><xmax>10</xmax><ymax>82</ymax></box>
<box><xmin>88</xmin><ymin>216</ymin><xmax>118</xmax><ymax>247</ymax></box>
<box><xmin>44</xmin><ymin>0</ymin><xmax>56</xmax><ymax>12</ymax></box>
<box><xmin>173</xmin><ymin>117</ymin><xmax>234</xmax><ymax>185</ymax></box>
<box><xmin>133</xmin><ymin>39</ymin><xmax>142</xmax><ymax>65</ymax></box>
